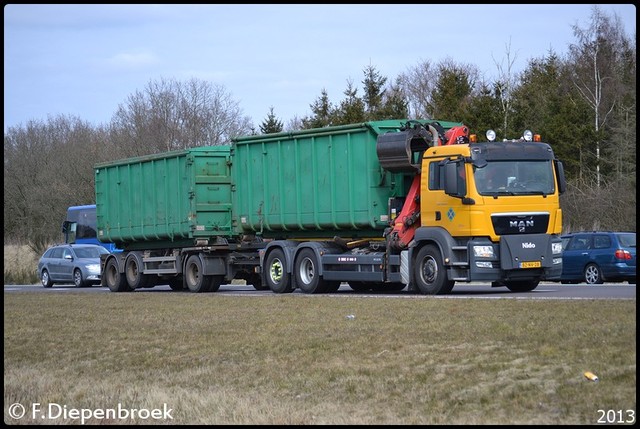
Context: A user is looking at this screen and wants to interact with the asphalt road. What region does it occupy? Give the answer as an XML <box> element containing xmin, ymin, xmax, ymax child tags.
<box><xmin>4</xmin><ymin>282</ymin><xmax>636</xmax><ymax>300</ymax></box>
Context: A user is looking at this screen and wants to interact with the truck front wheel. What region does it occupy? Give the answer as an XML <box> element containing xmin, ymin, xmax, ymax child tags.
<box><xmin>413</xmin><ymin>245</ymin><xmax>454</xmax><ymax>295</ymax></box>
<box><xmin>265</xmin><ymin>248</ymin><xmax>293</xmax><ymax>293</ymax></box>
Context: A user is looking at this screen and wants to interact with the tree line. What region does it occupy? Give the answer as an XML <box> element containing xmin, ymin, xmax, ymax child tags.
<box><xmin>3</xmin><ymin>6</ymin><xmax>636</xmax><ymax>252</ymax></box>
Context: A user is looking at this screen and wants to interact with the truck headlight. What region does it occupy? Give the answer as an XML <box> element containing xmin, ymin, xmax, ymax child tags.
<box><xmin>473</xmin><ymin>245</ymin><xmax>495</xmax><ymax>258</ymax></box>
<box><xmin>552</xmin><ymin>242</ymin><xmax>563</xmax><ymax>254</ymax></box>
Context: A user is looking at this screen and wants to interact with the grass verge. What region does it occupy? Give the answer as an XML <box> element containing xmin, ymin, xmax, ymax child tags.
<box><xmin>3</xmin><ymin>292</ymin><xmax>636</xmax><ymax>425</ymax></box>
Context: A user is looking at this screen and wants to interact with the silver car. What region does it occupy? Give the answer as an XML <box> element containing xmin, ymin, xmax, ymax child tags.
<box><xmin>37</xmin><ymin>244</ymin><xmax>110</xmax><ymax>288</ymax></box>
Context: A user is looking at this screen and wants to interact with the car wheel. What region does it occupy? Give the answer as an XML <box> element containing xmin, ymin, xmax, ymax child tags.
<box><xmin>73</xmin><ymin>268</ymin><xmax>87</xmax><ymax>287</ymax></box>
<box><xmin>41</xmin><ymin>269</ymin><xmax>53</xmax><ymax>288</ymax></box>
<box><xmin>584</xmin><ymin>263</ymin><xmax>603</xmax><ymax>284</ymax></box>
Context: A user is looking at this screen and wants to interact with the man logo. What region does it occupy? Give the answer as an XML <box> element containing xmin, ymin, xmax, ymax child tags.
<box><xmin>510</xmin><ymin>220</ymin><xmax>533</xmax><ymax>233</ymax></box>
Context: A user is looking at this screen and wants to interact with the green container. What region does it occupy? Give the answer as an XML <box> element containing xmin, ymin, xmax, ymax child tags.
<box><xmin>231</xmin><ymin>120</ymin><xmax>419</xmax><ymax>238</ymax></box>
<box><xmin>95</xmin><ymin>146</ymin><xmax>233</xmax><ymax>248</ymax></box>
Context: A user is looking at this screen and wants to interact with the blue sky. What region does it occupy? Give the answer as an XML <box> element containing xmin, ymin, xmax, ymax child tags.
<box><xmin>4</xmin><ymin>4</ymin><xmax>636</xmax><ymax>132</ymax></box>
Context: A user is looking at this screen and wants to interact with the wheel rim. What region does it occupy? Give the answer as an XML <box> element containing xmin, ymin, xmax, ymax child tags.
<box><xmin>186</xmin><ymin>261</ymin><xmax>200</xmax><ymax>287</ymax></box>
<box><xmin>42</xmin><ymin>271</ymin><xmax>49</xmax><ymax>286</ymax></box>
<box><xmin>74</xmin><ymin>270</ymin><xmax>82</xmax><ymax>286</ymax></box>
<box><xmin>299</xmin><ymin>257</ymin><xmax>315</xmax><ymax>285</ymax></box>
<box><xmin>585</xmin><ymin>265</ymin><xmax>599</xmax><ymax>284</ymax></box>
<box><xmin>106</xmin><ymin>262</ymin><xmax>117</xmax><ymax>287</ymax></box>
<box><xmin>270</xmin><ymin>258</ymin><xmax>283</xmax><ymax>283</ymax></box>
<box><xmin>126</xmin><ymin>259</ymin><xmax>140</xmax><ymax>284</ymax></box>
<box><xmin>420</xmin><ymin>256</ymin><xmax>437</xmax><ymax>284</ymax></box>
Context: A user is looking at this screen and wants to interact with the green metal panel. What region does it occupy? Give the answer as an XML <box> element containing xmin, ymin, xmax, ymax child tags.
<box><xmin>95</xmin><ymin>146</ymin><xmax>232</xmax><ymax>247</ymax></box>
<box><xmin>231</xmin><ymin>120</ymin><xmax>423</xmax><ymax>238</ymax></box>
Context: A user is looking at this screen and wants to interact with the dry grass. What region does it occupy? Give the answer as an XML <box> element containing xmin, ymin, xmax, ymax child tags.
<box><xmin>4</xmin><ymin>244</ymin><xmax>41</xmax><ymax>285</ymax></box>
<box><xmin>3</xmin><ymin>292</ymin><xmax>636</xmax><ymax>425</ymax></box>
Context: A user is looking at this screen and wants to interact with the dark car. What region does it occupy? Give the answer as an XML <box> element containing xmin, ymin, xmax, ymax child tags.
<box><xmin>560</xmin><ymin>232</ymin><xmax>636</xmax><ymax>284</ymax></box>
<box><xmin>37</xmin><ymin>244</ymin><xmax>110</xmax><ymax>288</ymax></box>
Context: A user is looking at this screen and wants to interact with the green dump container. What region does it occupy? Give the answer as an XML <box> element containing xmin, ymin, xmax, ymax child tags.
<box><xmin>95</xmin><ymin>146</ymin><xmax>233</xmax><ymax>247</ymax></box>
<box><xmin>231</xmin><ymin>120</ymin><xmax>418</xmax><ymax>238</ymax></box>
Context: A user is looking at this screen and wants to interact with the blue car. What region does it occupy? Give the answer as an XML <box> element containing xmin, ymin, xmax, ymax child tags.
<box><xmin>560</xmin><ymin>232</ymin><xmax>636</xmax><ymax>284</ymax></box>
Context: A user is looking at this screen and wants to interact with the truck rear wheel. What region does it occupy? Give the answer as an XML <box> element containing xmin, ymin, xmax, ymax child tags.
<box><xmin>104</xmin><ymin>257</ymin><xmax>132</xmax><ymax>292</ymax></box>
<box><xmin>413</xmin><ymin>245</ymin><xmax>454</xmax><ymax>295</ymax></box>
<box><xmin>125</xmin><ymin>252</ymin><xmax>151</xmax><ymax>289</ymax></box>
<box><xmin>265</xmin><ymin>248</ymin><xmax>293</xmax><ymax>293</ymax></box>
<box><xmin>185</xmin><ymin>255</ymin><xmax>215</xmax><ymax>293</ymax></box>
<box><xmin>294</xmin><ymin>248</ymin><xmax>328</xmax><ymax>294</ymax></box>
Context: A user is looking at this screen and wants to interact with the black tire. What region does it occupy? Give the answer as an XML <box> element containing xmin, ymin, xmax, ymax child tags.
<box><xmin>264</xmin><ymin>248</ymin><xmax>293</xmax><ymax>293</ymax></box>
<box><xmin>104</xmin><ymin>257</ymin><xmax>132</xmax><ymax>292</ymax></box>
<box><xmin>168</xmin><ymin>276</ymin><xmax>184</xmax><ymax>291</ymax></box>
<box><xmin>324</xmin><ymin>281</ymin><xmax>342</xmax><ymax>293</ymax></box>
<box><xmin>125</xmin><ymin>252</ymin><xmax>151</xmax><ymax>290</ymax></box>
<box><xmin>185</xmin><ymin>255</ymin><xmax>215</xmax><ymax>293</ymax></box>
<box><xmin>348</xmin><ymin>282</ymin><xmax>371</xmax><ymax>292</ymax></box>
<box><xmin>73</xmin><ymin>268</ymin><xmax>87</xmax><ymax>288</ymax></box>
<box><xmin>584</xmin><ymin>263</ymin><xmax>603</xmax><ymax>284</ymax></box>
<box><xmin>248</xmin><ymin>273</ymin><xmax>269</xmax><ymax>291</ymax></box>
<box><xmin>41</xmin><ymin>269</ymin><xmax>53</xmax><ymax>288</ymax></box>
<box><xmin>209</xmin><ymin>275</ymin><xmax>223</xmax><ymax>292</ymax></box>
<box><xmin>372</xmin><ymin>282</ymin><xmax>406</xmax><ymax>292</ymax></box>
<box><xmin>504</xmin><ymin>280</ymin><xmax>539</xmax><ymax>292</ymax></box>
<box><xmin>413</xmin><ymin>245</ymin><xmax>454</xmax><ymax>295</ymax></box>
<box><xmin>294</xmin><ymin>248</ymin><xmax>327</xmax><ymax>294</ymax></box>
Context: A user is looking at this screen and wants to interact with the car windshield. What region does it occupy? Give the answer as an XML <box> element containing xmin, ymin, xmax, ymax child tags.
<box><xmin>74</xmin><ymin>247</ymin><xmax>108</xmax><ymax>258</ymax></box>
<box><xmin>616</xmin><ymin>233</ymin><xmax>636</xmax><ymax>247</ymax></box>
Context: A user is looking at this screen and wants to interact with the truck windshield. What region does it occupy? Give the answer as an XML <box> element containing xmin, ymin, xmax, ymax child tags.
<box><xmin>474</xmin><ymin>160</ymin><xmax>555</xmax><ymax>196</ymax></box>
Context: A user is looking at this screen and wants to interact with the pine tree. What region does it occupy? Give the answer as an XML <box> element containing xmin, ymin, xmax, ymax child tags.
<box><xmin>259</xmin><ymin>106</ymin><xmax>284</xmax><ymax>134</ymax></box>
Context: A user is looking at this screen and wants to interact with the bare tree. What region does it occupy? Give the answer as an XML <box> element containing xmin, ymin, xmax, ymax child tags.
<box><xmin>4</xmin><ymin>115</ymin><xmax>103</xmax><ymax>248</ymax></box>
<box><xmin>492</xmin><ymin>38</ymin><xmax>519</xmax><ymax>138</ymax></box>
<box><xmin>568</xmin><ymin>5</ymin><xmax>627</xmax><ymax>187</ymax></box>
<box><xmin>109</xmin><ymin>77</ymin><xmax>253</xmax><ymax>156</ymax></box>
<box><xmin>397</xmin><ymin>59</ymin><xmax>437</xmax><ymax>119</ymax></box>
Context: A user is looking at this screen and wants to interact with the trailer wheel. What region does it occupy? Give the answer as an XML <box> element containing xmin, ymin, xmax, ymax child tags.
<box><xmin>413</xmin><ymin>245</ymin><xmax>454</xmax><ymax>295</ymax></box>
<box><xmin>504</xmin><ymin>280</ymin><xmax>539</xmax><ymax>292</ymax></box>
<box><xmin>125</xmin><ymin>252</ymin><xmax>151</xmax><ymax>289</ymax></box>
<box><xmin>295</xmin><ymin>248</ymin><xmax>327</xmax><ymax>294</ymax></box>
<box><xmin>265</xmin><ymin>248</ymin><xmax>293</xmax><ymax>293</ymax></box>
<box><xmin>185</xmin><ymin>255</ymin><xmax>215</xmax><ymax>293</ymax></box>
<box><xmin>104</xmin><ymin>257</ymin><xmax>132</xmax><ymax>292</ymax></box>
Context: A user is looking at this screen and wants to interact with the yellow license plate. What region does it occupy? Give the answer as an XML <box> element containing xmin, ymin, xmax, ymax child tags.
<box><xmin>520</xmin><ymin>261</ymin><xmax>541</xmax><ymax>269</ymax></box>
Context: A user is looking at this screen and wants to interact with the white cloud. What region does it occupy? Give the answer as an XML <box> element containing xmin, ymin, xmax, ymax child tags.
<box><xmin>99</xmin><ymin>52</ymin><xmax>160</xmax><ymax>70</ymax></box>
